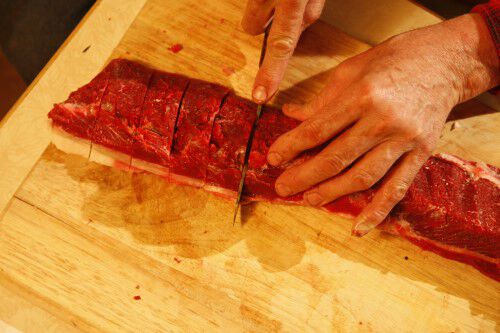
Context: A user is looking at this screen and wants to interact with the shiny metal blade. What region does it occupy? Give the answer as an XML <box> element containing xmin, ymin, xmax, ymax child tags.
<box><xmin>232</xmin><ymin>22</ymin><xmax>271</xmax><ymax>225</ymax></box>
<box><xmin>232</xmin><ymin>103</ymin><xmax>263</xmax><ymax>225</ymax></box>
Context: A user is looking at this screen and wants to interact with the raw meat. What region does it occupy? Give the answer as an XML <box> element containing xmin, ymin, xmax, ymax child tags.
<box><xmin>91</xmin><ymin>59</ymin><xmax>153</xmax><ymax>155</ymax></box>
<box><xmin>133</xmin><ymin>71</ymin><xmax>189</xmax><ymax>166</ymax></box>
<box><xmin>205</xmin><ymin>94</ymin><xmax>257</xmax><ymax>197</ymax></box>
<box><xmin>384</xmin><ymin>154</ymin><xmax>500</xmax><ymax>280</ymax></box>
<box><xmin>48</xmin><ymin>68</ymin><xmax>109</xmax><ymax>139</ymax></box>
<box><xmin>169</xmin><ymin>79</ymin><xmax>229</xmax><ymax>185</ymax></box>
<box><xmin>244</xmin><ymin>106</ymin><xmax>319</xmax><ymax>203</ymax></box>
<box><xmin>48</xmin><ymin>58</ymin><xmax>500</xmax><ymax>281</ymax></box>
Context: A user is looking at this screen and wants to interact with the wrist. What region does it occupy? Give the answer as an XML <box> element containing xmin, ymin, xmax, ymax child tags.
<box><xmin>440</xmin><ymin>14</ymin><xmax>499</xmax><ymax>104</ymax></box>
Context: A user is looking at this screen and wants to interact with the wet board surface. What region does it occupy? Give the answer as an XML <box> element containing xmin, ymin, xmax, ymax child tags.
<box><xmin>1</xmin><ymin>0</ymin><xmax>499</xmax><ymax>331</ymax></box>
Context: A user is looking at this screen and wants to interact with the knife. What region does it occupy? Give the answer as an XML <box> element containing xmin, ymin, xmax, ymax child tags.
<box><xmin>232</xmin><ymin>23</ymin><xmax>272</xmax><ymax>225</ymax></box>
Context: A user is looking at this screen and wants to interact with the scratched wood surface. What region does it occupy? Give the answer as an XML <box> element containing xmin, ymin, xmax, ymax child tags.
<box><xmin>1</xmin><ymin>0</ymin><xmax>499</xmax><ymax>331</ymax></box>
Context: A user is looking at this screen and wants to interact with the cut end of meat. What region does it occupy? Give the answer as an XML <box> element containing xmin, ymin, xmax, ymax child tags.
<box><xmin>89</xmin><ymin>144</ymin><xmax>132</xmax><ymax>171</ymax></box>
<box><xmin>50</xmin><ymin>122</ymin><xmax>91</xmax><ymax>159</ymax></box>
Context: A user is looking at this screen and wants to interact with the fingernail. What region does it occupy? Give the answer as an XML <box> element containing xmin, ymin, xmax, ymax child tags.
<box><xmin>275</xmin><ymin>183</ymin><xmax>291</xmax><ymax>197</ymax></box>
<box><xmin>253</xmin><ymin>85</ymin><xmax>267</xmax><ymax>103</ymax></box>
<box><xmin>304</xmin><ymin>192</ymin><xmax>323</xmax><ymax>206</ymax></box>
<box><xmin>352</xmin><ymin>219</ymin><xmax>376</xmax><ymax>237</ymax></box>
<box><xmin>267</xmin><ymin>152</ymin><xmax>282</xmax><ymax>166</ymax></box>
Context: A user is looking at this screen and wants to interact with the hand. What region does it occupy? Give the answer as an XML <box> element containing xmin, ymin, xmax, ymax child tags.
<box><xmin>241</xmin><ymin>0</ymin><xmax>326</xmax><ymax>103</ymax></box>
<box><xmin>266</xmin><ymin>14</ymin><xmax>499</xmax><ymax>236</ymax></box>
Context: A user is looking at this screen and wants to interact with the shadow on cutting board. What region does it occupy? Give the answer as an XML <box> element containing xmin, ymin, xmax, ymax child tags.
<box><xmin>33</xmin><ymin>145</ymin><xmax>496</xmax><ymax>322</ymax></box>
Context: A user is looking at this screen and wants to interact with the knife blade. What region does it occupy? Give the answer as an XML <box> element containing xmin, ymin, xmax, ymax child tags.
<box><xmin>232</xmin><ymin>23</ymin><xmax>272</xmax><ymax>225</ymax></box>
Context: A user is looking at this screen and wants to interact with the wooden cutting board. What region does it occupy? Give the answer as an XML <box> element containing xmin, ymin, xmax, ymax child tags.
<box><xmin>1</xmin><ymin>0</ymin><xmax>498</xmax><ymax>331</ymax></box>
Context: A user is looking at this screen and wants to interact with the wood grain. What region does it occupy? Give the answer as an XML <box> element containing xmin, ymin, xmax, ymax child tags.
<box><xmin>14</xmin><ymin>144</ymin><xmax>499</xmax><ymax>331</ymax></box>
<box><xmin>1</xmin><ymin>0</ymin><xmax>499</xmax><ymax>331</ymax></box>
<box><xmin>0</xmin><ymin>0</ymin><xmax>148</xmax><ymax>217</ymax></box>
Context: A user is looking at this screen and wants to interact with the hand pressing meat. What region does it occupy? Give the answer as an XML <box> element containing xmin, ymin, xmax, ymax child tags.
<box><xmin>242</xmin><ymin>2</ymin><xmax>500</xmax><ymax>236</ymax></box>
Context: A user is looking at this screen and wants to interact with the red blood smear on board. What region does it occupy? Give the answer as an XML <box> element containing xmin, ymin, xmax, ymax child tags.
<box><xmin>168</xmin><ymin>43</ymin><xmax>183</xmax><ymax>53</ymax></box>
<box><xmin>222</xmin><ymin>66</ymin><xmax>235</xmax><ymax>76</ymax></box>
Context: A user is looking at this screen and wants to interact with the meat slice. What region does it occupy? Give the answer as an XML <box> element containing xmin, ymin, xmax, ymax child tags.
<box><xmin>48</xmin><ymin>68</ymin><xmax>109</xmax><ymax>140</ymax></box>
<box><xmin>132</xmin><ymin>71</ymin><xmax>189</xmax><ymax>167</ymax></box>
<box><xmin>204</xmin><ymin>94</ymin><xmax>257</xmax><ymax>197</ymax></box>
<box><xmin>169</xmin><ymin>80</ymin><xmax>229</xmax><ymax>186</ymax></box>
<box><xmin>244</xmin><ymin>106</ymin><xmax>306</xmax><ymax>203</ymax></box>
<box><xmin>91</xmin><ymin>59</ymin><xmax>153</xmax><ymax>155</ymax></box>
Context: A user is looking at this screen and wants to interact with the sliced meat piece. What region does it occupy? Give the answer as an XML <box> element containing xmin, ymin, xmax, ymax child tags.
<box><xmin>137</xmin><ymin>71</ymin><xmax>190</xmax><ymax>151</ymax></box>
<box><xmin>48</xmin><ymin>68</ymin><xmax>109</xmax><ymax>139</ymax></box>
<box><xmin>244</xmin><ymin>106</ymin><xmax>304</xmax><ymax>203</ymax></box>
<box><xmin>204</xmin><ymin>94</ymin><xmax>257</xmax><ymax>197</ymax></box>
<box><xmin>132</xmin><ymin>71</ymin><xmax>189</xmax><ymax>166</ymax></box>
<box><xmin>169</xmin><ymin>80</ymin><xmax>229</xmax><ymax>186</ymax></box>
<box><xmin>91</xmin><ymin>59</ymin><xmax>153</xmax><ymax>155</ymax></box>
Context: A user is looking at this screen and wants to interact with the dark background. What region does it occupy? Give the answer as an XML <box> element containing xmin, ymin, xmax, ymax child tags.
<box><xmin>0</xmin><ymin>0</ymin><xmax>95</xmax><ymax>83</ymax></box>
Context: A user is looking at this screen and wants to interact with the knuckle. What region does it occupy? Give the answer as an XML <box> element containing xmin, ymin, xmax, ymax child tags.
<box><xmin>358</xmin><ymin>80</ymin><xmax>378</xmax><ymax>104</ymax></box>
<box><xmin>368</xmin><ymin>209</ymin><xmax>387</xmax><ymax>223</ymax></box>
<box><xmin>317</xmin><ymin>153</ymin><xmax>346</xmax><ymax>174</ymax></box>
<box><xmin>415</xmin><ymin>138</ymin><xmax>433</xmax><ymax>155</ymax></box>
<box><xmin>281</xmin><ymin>0</ymin><xmax>303</xmax><ymax>11</ymax></box>
<box><xmin>303</xmin><ymin>10</ymin><xmax>321</xmax><ymax>25</ymax></box>
<box><xmin>384</xmin><ymin>183</ymin><xmax>409</xmax><ymax>203</ymax></box>
<box><xmin>269</xmin><ymin>35</ymin><xmax>296</xmax><ymax>58</ymax></box>
<box><xmin>300</xmin><ymin>119</ymin><xmax>325</xmax><ymax>142</ymax></box>
<box><xmin>353</xmin><ymin>169</ymin><xmax>376</xmax><ymax>189</ymax></box>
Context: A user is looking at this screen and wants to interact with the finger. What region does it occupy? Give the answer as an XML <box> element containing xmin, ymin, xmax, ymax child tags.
<box><xmin>274</xmin><ymin>119</ymin><xmax>386</xmax><ymax>196</ymax></box>
<box><xmin>241</xmin><ymin>0</ymin><xmax>276</xmax><ymax>36</ymax></box>
<box><xmin>268</xmin><ymin>99</ymin><xmax>358</xmax><ymax>165</ymax></box>
<box><xmin>282</xmin><ymin>87</ymin><xmax>331</xmax><ymax>121</ymax></box>
<box><xmin>352</xmin><ymin>150</ymin><xmax>429</xmax><ymax>237</ymax></box>
<box><xmin>252</xmin><ymin>0</ymin><xmax>308</xmax><ymax>103</ymax></box>
<box><xmin>303</xmin><ymin>142</ymin><xmax>405</xmax><ymax>206</ymax></box>
<box><xmin>302</xmin><ymin>0</ymin><xmax>325</xmax><ymax>30</ymax></box>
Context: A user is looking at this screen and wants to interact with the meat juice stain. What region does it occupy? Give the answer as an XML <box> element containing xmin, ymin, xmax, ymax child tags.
<box><xmin>168</xmin><ymin>44</ymin><xmax>183</xmax><ymax>53</ymax></box>
<box><xmin>222</xmin><ymin>66</ymin><xmax>235</xmax><ymax>76</ymax></box>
